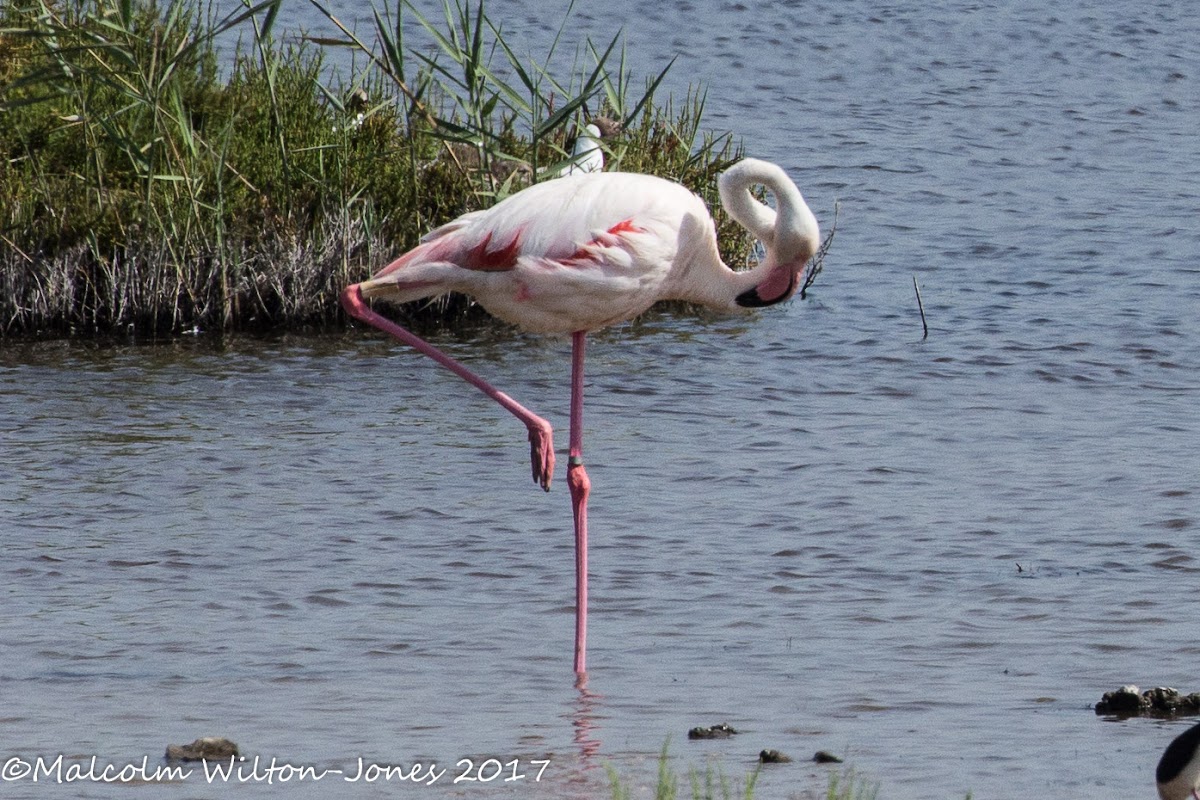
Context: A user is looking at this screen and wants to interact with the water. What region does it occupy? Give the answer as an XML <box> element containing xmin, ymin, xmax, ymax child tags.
<box><xmin>3</xmin><ymin>0</ymin><xmax>1199</xmax><ymax>797</ymax></box>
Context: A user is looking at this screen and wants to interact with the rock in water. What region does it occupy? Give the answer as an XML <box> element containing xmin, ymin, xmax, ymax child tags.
<box><xmin>687</xmin><ymin>723</ymin><xmax>739</xmax><ymax>740</ymax></box>
<box><xmin>759</xmin><ymin>749</ymin><xmax>792</xmax><ymax>763</ymax></box>
<box><xmin>1095</xmin><ymin>686</ymin><xmax>1200</xmax><ymax>716</ymax></box>
<box><xmin>165</xmin><ymin>737</ymin><xmax>239</xmax><ymax>761</ymax></box>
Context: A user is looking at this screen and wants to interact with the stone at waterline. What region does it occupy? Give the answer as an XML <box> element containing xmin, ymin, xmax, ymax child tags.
<box><xmin>165</xmin><ymin>737</ymin><xmax>240</xmax><ymax>761</ymax></box>
<box><xmin>1095</xmin><ymin>686</ymin><xmax>1200</xmax><ymax>716</ymax></box>
<box><xmin>758</xmin><ymin>749</ymin><xmax>792</xmax><ymax>763</ymax></box>
<box><xmin>687</xmin><ymin>723</ymin><xmax>739</xmax><ymax>740</ymax></box>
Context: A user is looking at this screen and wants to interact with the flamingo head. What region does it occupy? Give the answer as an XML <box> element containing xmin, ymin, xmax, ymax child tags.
<box><xmin>734</xmin><ymin>232</ymin><xmax>815</xmax><ymax>308</ymax></box>
<box><xmin>734</xmin><ymin>259</ymin><xmax>803</xmax><ymax>308</ymax></box>
<box><xmin>720</xmin><ymin>158</ymin><xmax>820</xmax><ymax>309</ymax></box>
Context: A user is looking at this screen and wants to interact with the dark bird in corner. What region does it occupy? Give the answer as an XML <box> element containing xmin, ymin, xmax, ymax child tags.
<box><xmin>1157</xmin><ymin>721</ymin><xmax>1200</xmax><ymax>800</ymax></box>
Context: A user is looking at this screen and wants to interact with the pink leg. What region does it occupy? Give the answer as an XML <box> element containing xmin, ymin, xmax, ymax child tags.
<box><xmin>341</xmin><ymin>286</ymin><xmax>555</xmax><ymax>491</ymax></box>
<box><xmin>568</xmin><ymin>331</ymin><xmax>590</xmax><ymax>675</ymax></box>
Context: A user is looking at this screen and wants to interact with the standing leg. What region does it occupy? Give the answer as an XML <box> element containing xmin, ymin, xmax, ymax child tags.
<box><xmin>568</xmin><ymin>331</ymin><xmax>591</xmax><ymax>675</ymax></box>
<box><xmin>342</xmin><ymin>286</ymin><xmax>556</xmax><ymax>490</ymax></box>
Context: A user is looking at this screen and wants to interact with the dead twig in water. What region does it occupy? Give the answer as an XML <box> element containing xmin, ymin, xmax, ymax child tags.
<box><xmin>912</xmin><ymin>275</ymin><xmax>928</xmax><ymax>339</ymax></box>
<box><xmin>800</xmin><ymin>199</ymin><xmax>838</xmax><ymax>299</ymax></box>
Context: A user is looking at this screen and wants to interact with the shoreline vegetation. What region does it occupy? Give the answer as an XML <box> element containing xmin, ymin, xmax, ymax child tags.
<box><xmin>0</xmin><ymin>0</ymin><xmax>762</xmax><ymax>341</ymax></box>
<box><xmin>606</xmin><ymin>740</ymin><xmax>882</xmax><ymax>800</ymax></box>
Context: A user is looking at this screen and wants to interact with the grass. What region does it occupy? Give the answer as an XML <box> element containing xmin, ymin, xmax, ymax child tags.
<box><xmin>606</xmin><ymin>741</ymin><xmax>892</xmax><ymax>800</ymax></box>
<box><xmin>0</xmin><ymin>0</ymin><xmax>756</xmax><ymax>340</ymax></box>
<box><xmin>604</xmin><ymin>743</ymin><xmax>980</xmax><ymax>799</ymax></box>
<box><xmin>607</xmin><ymin>740</ymin><xmax>760</xmax><ymax>800</ymax></box>
<box><xmin>826</xmin><ymin>766</ymin><xmax>880</xmax><ymax>800</ymax></box>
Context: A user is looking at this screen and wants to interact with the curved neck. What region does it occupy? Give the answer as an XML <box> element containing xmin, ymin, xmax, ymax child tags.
<box><xmin>719</xmin><ymin>161</ymin><xmax>779</xmax><ymax>242</ymax></box>
<box><xmin>666</xmin><ymin>159</ymin><xmax>820</xmax><ymax>310</ymax></box>
<box><xmin>713</xmin><ymin>159</ymin><xmax>820</xmax><ymax>308</ymax></box>
<box><xmin>718</xmin><ymin>159</ymin><xmax>819</xmax><ymax>261</ymax></box>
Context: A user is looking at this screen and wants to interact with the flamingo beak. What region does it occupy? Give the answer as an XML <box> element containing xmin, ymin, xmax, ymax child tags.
<box><xmin>735</xmin><ymin>263</ymin><xmax>801</xmax><ymax>308</ymax></box>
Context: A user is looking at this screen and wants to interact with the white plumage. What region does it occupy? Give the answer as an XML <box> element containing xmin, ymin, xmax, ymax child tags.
<box><xmin>357</xmin><ymin>158</ymin><xmax>820</xmax><ymax>334</ymax></box>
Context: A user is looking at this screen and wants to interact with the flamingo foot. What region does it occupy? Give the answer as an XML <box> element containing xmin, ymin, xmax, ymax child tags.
<box><xmin>528</xmin><ymin>419</ymin><xmax>556</xmax><ymax>492</ymax></box>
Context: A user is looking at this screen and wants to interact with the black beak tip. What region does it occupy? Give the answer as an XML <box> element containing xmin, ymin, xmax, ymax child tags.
<box><xmin>736</xmin><ymin>272</ymin><xmax>798</xmax><ymax>309</ymax></box>
<box><xmin>735</xmin><ymin>287</ymin><xmax>768</xmax><ymax>308</ymax></box>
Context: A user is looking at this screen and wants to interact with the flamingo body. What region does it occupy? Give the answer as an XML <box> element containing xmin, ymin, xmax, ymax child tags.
<box><xmin>343</xmin><ymin>157</ymin><xmax>820</xmax><ymax>675</ymax></box>
<box><xmin>357</xmin><ymin>159</ymin><xmax>819</xmax><ymax>334</ymax></box>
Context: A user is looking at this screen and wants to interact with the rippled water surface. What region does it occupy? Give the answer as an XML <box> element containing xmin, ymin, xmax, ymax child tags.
<box><xmin>3</xmin><ymin>0</ymin><xmax>1199</xmax><ymax>797</ymax></box>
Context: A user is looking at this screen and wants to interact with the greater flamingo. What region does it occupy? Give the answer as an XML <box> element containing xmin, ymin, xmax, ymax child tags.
<box><xmin>341</xmin><ymin>158</ymin><xmax>820</xmax><ymax>674</ymax></box>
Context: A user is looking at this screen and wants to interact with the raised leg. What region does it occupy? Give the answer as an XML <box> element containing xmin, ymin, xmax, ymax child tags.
<box><xmin>568</xmin><ymin>331</ymin><xmax>591</xmax><ymax>675</ymax></box>
<box><xmin>341</xmin><ymin>285</ymin><xmax>555</xmax><ymax>491</ymax></box>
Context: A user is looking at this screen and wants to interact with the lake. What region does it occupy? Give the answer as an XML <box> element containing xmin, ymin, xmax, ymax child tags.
<box><xmin>2</xmin><ymin>0</ymin><xmax>1198</xmax><ymax>797</ymax></box>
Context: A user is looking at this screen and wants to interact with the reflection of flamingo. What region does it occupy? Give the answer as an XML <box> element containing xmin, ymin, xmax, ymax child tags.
<box><xmin>341</xmin><ymin>158</ymin><xmax>820</xmax><ymax>675</ymax></box>
<box><xmin>571</xmin><ymin>681</ymin><xmax>603</xmax><ymax>762</ymax></box>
